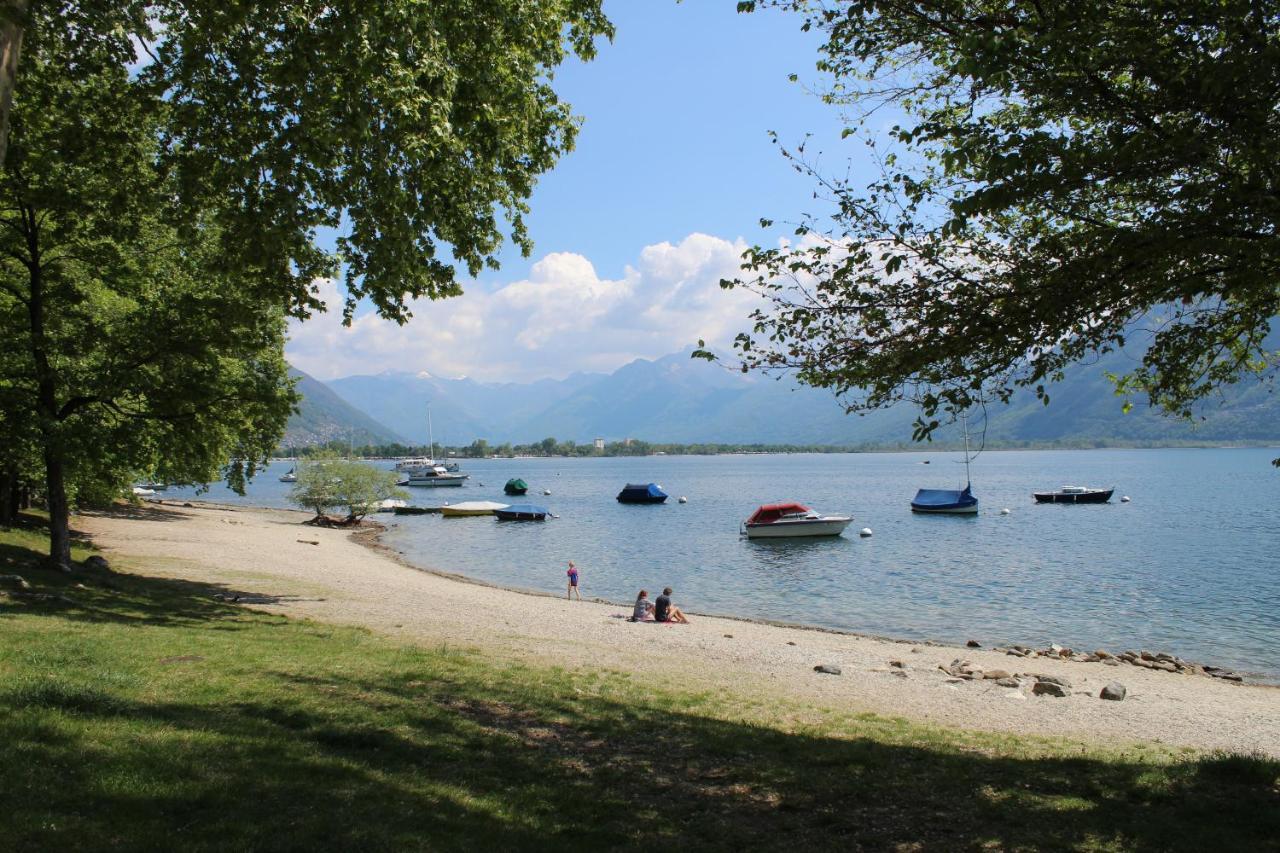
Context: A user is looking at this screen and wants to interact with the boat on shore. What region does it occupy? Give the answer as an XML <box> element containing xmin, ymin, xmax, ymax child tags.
<box><xmin>440</xmin><ymin>501</ymin><xmax>509</xmax><ymax>517</ymax></box>
<box><xmin>494</xmin><ymin>503</ymin><xmax>549</xmax><ymax>521</ymax></box>
<box><xmin>742</xmin><ymin>502</ymin><xmax>852</xmax><ymax>538</ymax></box>
<box><xmin>617</xmin><ymin>483</ymin><xmax>668</xmax><ymax>504</ymax></box>
<box><xmin>391</xmin><ymin>505</ymin><xmax>437</xmax><ymax>515</ymax></box>
<box><xmin>1034</xmin><ymin>486</ymin><xmax>1115</xmax><ymax>504</ymax></box>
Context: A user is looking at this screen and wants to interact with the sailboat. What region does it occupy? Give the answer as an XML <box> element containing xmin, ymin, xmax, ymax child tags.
<box><xmin>910</xmin><ymin>415</ymin><xmax>978</xmax><ymax>514</ymax></box>
<box><xmin>402</xmin><ymin>405</ymin><xmax>467</xmax><ymax>487</ymax></box>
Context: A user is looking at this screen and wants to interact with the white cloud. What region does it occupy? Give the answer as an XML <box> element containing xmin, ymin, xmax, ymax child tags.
<box><xmin>286</xmin><ymin>232</ymin><xmax>763</xmax><ymax>382</ymax></box>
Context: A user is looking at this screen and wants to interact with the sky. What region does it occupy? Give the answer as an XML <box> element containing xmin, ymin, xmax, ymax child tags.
<box><xmin>287</xmin><ymin>1</ymin><xmax>867</xmax><ymax>383</ymax></box>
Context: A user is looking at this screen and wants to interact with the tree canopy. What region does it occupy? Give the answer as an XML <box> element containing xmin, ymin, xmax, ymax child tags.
<box><xmin>0</xmin><ymin>19</ymin><xmax>295</xmax><ymax>565</ymax></box>
<box><xmin>718</xmin><ymin>0</ymin><xmax>1280</xmax><ymax>442</ymax></box>
<box><xmin>52</xmin><ymin>0</ymin><xmax>612</xmax><ymax>323</ymax></box>
<box><xmin>288</xmin><ymin>454</ymin><xmax>406</xmax><ymax>523</ymax></box>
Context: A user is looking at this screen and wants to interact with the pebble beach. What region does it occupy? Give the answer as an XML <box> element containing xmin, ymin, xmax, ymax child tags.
<box><xmin>78</xmin><ymin>502</ymin><xmax>1280</xmax><ymax>758</ymax></box>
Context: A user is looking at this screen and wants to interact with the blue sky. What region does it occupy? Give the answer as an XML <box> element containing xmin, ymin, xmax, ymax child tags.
<box><xmin>288</xmin><ymin>1</ymin><xmax>865</xmax><ymax>382</ymax></box>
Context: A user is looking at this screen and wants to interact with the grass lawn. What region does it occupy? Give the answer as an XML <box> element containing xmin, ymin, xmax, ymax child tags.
<box><xmin>2</xmin><ymin>516</ymin><xmax>1277</xmax><ymax>851</ymax></box>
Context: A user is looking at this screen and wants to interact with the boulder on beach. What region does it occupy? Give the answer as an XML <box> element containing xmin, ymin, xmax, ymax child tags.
<box><xmin>814</xmin><ymin>664</ymin><xmax>842</xmax><ymax>675</ymax></box>
<box><xmin>1032</xmin><ymin>681</ymin><xmax>1069</xmax><ymax>698</ymax></box>
<box><xmin>1100</xmin><ymin>682</ymin><xmax>1127</xmax><ymax>701</ymax></box>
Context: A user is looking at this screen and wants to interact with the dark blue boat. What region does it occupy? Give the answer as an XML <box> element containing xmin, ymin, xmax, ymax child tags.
<box><xmin>616</xmin><ymin>483</ymin><xmax>668</xmax><ymax>504</ymax></box>
<box><xmin>494</xmin><ymin>503</ymin><xmax>548</xmax><ymax>521</ymax></box>
<box><xmin>911</xmin><ymin>484</ymin><xmax>978</xmax><ymax>514</ymax></box>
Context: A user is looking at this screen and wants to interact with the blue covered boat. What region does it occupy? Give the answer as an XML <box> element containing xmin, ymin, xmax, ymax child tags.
<box><xmin>911</xmin><ymin>484</ymin><xmax>978</xmax><ymax>514</ymax></box>
<box><xmin>494</xmin><ymin>503</ymin><xmax>549</xmax><ymax>521</ymax></box>
<box><xmin>911</xmin><ymin>415</ymin><xmax>979</xmax><ymax>514</ymax></box>
<box><xmin>617</xmin><ymin>483</ymin><xmax>668</xmax><ymax>504</ymax></box>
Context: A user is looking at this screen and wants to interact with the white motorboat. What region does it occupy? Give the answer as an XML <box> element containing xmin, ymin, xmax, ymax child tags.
<box><xmin>403</xmin><ymin>464</ymin><xmax>467</xmax><ymax>487</ymax></box>
<box><xmin>742</xmin><ymin>502</ymin><xmax>853</xmax><ymax>538</ymax></box>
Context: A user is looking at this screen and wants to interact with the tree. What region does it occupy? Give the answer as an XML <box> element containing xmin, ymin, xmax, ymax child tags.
<box><xmin>0</xmin><ymin>20</ymin><xmax>294</xmax><ymax>566</ymax></box>
<box><xmin>13</xmin><ymin>0</ymin><xmax>612</xmax><ymax>323</ymax></box>
<box><xmin>719</xmin><ymin>1</ymin><xmax>1280</xmax><ymax>444</ymax></box>
<box><xmin>288</xmin><ymin>454</ymin><xmax>406</xmax><ymax>524</ymax></box>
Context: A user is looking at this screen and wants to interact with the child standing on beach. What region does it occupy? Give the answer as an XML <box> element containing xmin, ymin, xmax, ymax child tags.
<box><xmin>566</xmin><ymin>560</ymin><xmax>581</xmax><ymax>601</ymax></box>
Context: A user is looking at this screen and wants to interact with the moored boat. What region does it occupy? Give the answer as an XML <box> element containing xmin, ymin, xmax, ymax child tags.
<box><xmin>910</xmin><ymin>485</ymin><xmax>978</xmax><ymax>514</ymax></box>
<box><xmin>1033</xmin><ymin>486</ymin><xmax>1115</xmax><ymax>504</ymax></box>
<box><xmin>494</xmin><ymin>503</ymin><xmax>549</xmax><ymax>521</ymax></box>
<box><xmin>617</xmin><ymin>483</ymin><xmax>668</xmax><ymax>504</ymax></box>
<box><xmin>278</xmin><ymin>467</ymin><xmax>297</xmax><ymax>483</ymax></box>
<box><xmin>404</xmin><ymin>464</ymin><xmax>467</xmax><ymax>487</ymax></box>
<box><xmin>742</xmin><ymin>502</ymin><xmax>853</xmax><ymax>538</ymax></box>
<box><xmin>439</xmin><ymin>501</ymin><xmax>508</xmax><ymax>517</ymax></box>
<box><xmin>504</xmin><ymin>478</ymin><xmax>529</xmax><ymax>496</ymax></box>
<box><xmin>912</xmin><ymin>414</ymin><xmax>979</xmax><ymax>515</ymax></box>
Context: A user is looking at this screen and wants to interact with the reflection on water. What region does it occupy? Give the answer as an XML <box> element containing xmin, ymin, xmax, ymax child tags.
<box><xmin>163</xmin><ymin>448</ymin><xmax>1280</xmax><ymax>679</ymax></box>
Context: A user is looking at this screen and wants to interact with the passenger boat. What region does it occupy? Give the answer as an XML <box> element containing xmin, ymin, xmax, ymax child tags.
<box><xmin>1033</xmin><ymin>486</ymin><xmax>1115</xmax><ymax>504</ymax></box>
<box><xmin>742</xmin><ymin>503</ymin><xmax>853</xmax><ymax>538</ymax></box>
<box><xmin>911</xmin><ymin>414</ymin><xmax>979</xmax><ymax>515</ymax></box>
<box><xmin>494</xmin><ymin>503</ymin><xmax>549</xmax><ymax>521</ymax></box>
<box><xmin>616</xmin><ymin>483</ymin><xmax>668</xmax><ymax>504</ymax></box>
<box><xmin>440</xmin><ymin>501</ymin><xmax>509</xmax><ymax>517</ymax></box>
<box><xmin>504</xmin><ymin>478</ymin><xmax>529</xmax><ymax>496</ymax></box>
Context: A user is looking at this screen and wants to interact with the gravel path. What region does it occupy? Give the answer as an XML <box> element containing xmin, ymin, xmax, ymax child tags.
<box><xmin>79</xmin><ymin>502</ymin><xmax>1280</xmax><ymax>757</ymax></box>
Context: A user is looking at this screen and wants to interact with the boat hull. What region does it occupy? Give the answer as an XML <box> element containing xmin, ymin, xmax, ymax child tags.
<box><xmin>910</xmin><ymin>504</ymin><xmax>979</xmax><ymax>515</ymax></box>
<box><xmin>1033</xmin><ymin>488</ymin><xmax>1114</xmax><ymax>504</ymax></box>
<box><xmin>495</xmin><ymin>510</ymin><xmax>547</xmax><ymax>521</ymax></box>
<box><xmin>405</xmin><ymin>476</ymin><xmax>466</xmax><ymax>487</ymax></box>
<box><xmin>744</xmin><ymin>517</ymin><xmax>852</xmax><ymax>538</ymax></box>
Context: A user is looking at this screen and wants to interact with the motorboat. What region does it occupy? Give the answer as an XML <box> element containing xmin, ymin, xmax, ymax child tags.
<box><xmin>742</xmin><ymin>502</ymin><xmax>853</xmax><ymax>538</ymax></box>
<box><xmin>910</xmin><ymin>485</ymin><xmax>978</xmax><ymax>514</ymax></box>
<box><xmin>617</xmin><ymin>483</ymin><xmax>668</xmax><ymax>504</ymax></box>
<box><xmin>439</xmin><ymin>501</ymin><xmax>509</xmax><ymax>517</ymax></box>
<box><xmin>494</xmin><ymin>503</ymin><xmax>549</xmax><ymax>521</ymax></box>
<box><xmin>911</xmin><ymin>414</ymin><xmax>979</xmax><ymax>514</ymax></box>
<box><xmin>504</xmin><ymin>478</ymin><xmax>529</xmax><ymax>496</ymax></box>
<box><xmin>403</xmin><ymin>464</ymin><xmax>467</xmax><ymax>487</ymax></box>
<box><xmin>1033</xmin><ymin>486</ymin><xmax>1115</xmax><ymax>504</ymax></box>
<box><xmin>376</xmin><ymin>498</ymin><xmax>408</xmax><ymax>512</ymax></box>
<box><xmin>131</xmin><ymin>486</ymin><xmax>156</xmax><ymax>497</ymax></box>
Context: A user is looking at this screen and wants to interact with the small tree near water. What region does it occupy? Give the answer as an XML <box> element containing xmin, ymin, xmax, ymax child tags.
<box><xmin>288</xmin><ymin>455</ymin><xmax>406</xmax><ymax>525</ymax></box>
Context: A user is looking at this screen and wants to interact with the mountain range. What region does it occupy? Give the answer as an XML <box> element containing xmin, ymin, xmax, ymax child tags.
<box><xmin>282</xmin><ymin>347</ymin><xmax>1280</xmax><ymax>448</ymax></box>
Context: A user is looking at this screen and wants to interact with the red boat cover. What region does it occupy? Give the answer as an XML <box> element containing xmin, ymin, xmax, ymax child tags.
<box><xmin>747</xmin><ymin>502</ymin><xmax>811</xmax><ymax>524</ymax></box>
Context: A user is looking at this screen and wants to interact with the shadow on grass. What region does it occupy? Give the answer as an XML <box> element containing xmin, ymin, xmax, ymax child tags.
<box><xmin>2</xmin><ymin>531</ymin><xmax>1277</xmax><ymax>851</ymax></box>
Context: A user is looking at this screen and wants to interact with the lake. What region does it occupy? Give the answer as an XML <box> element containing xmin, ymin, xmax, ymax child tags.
<box><xmin>162</xmin><ymin>447</ymin><xmax>1280</xmax><ymax>681</ymax></box>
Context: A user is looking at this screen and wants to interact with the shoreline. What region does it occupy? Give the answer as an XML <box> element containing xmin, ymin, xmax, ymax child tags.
<box><xmin>155</xmin><ymin>498</ymin><xmax>1276</xmax><ymax>686</ymax></box>
<box><xmin>84</xmin><ymin>501</ymin><xmax>1280</xmax><ymax>757</ymax></box>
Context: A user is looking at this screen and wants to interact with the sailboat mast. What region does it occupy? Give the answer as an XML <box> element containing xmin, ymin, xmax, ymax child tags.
<box><xmin>962</xmin><ymin>413</ymin><xmax>972</xmax><ymax>487</ymax></box>
<box><xmin>428</xmin><ymin>405</ymin><xmax>435</xmax><ymax>462</ymax></box>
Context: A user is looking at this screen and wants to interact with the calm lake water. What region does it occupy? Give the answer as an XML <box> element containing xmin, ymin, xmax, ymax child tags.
<box><xmin>163</xmin><ymin>448</ymin><xmax>1280</xmax><ymax>681</ymax></box>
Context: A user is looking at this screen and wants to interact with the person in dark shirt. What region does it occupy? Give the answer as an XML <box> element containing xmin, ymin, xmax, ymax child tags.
<box><xmin>652</xmin><ymin>586</ymin><xmax>689</xmax><ymax>623</ymax></box>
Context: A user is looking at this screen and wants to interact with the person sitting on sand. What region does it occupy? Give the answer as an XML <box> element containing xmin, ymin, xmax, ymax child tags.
<box><xmin>630</xmin><ymin>589</ymin><xmax>654</xmax><ymax>622</ymax></box>
<box><xmin>652</xmin><ymin>587</ymin><xmax>689</xmax><ymax>624</ymax></box>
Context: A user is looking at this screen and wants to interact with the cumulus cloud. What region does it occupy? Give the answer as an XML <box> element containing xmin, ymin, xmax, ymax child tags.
<box><xmin>286</xmin><ymin>233</ymin><xmax>763</xmax><ymax>382</ymax></box>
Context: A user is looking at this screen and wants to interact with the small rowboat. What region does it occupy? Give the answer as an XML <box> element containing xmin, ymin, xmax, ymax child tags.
<box><xmin>439</xmin><ymin>501</ymin><xmax>509</xmax><ymax>517</ymax></box>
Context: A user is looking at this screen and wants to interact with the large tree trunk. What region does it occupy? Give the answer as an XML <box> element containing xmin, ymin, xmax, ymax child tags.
<box><xmin>43</xmin><ymin>442</ymin><xmax>71</xmax><ymax>569</ymax></box>
<box><xmin>0</xmin><ymin>466</ymin><xmax>15</xmax><ymax>525</ymax></box>
<box><xmin>0</xmin><ymin>0</ymin><xmax>28</xmax><ymax>169</ymax></box>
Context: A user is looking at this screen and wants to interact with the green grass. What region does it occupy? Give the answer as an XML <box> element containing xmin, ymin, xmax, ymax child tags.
<box><xmin>2</xmin><ymin>517</ymin><xmax>1278</xmax><ymax>851</ymax></box>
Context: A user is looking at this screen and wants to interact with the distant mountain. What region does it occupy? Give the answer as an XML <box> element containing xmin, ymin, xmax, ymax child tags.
<box><xmin>282</xmin><ymin>366</ymin><xmax>408</xmax><ymax>448</ymax></box>
<box><xmin>307</xmin><ymin>346</ymin><xmax>1280</xmax><ymax>448</ymax></box>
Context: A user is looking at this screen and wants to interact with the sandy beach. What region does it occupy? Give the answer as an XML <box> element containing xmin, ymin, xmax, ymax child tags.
<box><xmin>78</xmin><ymin>502</ymin><xmax>1280</xmax><ymax>757</ymax></box>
